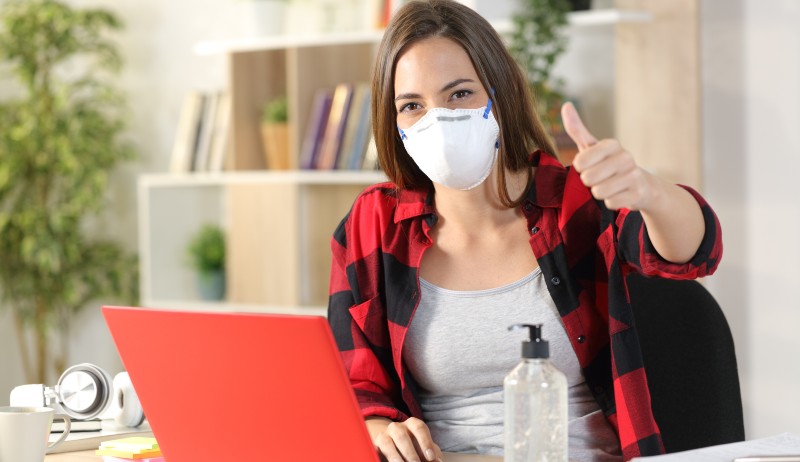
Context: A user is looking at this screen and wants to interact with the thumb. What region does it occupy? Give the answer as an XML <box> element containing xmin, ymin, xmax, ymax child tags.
<box><xmin>561</xmin><ymin>101</ymin><xmax>597</xmax><ymax>151</ymax></box>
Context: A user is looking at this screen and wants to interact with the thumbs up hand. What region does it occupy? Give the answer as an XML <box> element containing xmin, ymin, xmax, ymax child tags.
<box><xmin>561</xmin><ymin>102</ymin><xmax>656</xmax><ymax>211</ymax></box>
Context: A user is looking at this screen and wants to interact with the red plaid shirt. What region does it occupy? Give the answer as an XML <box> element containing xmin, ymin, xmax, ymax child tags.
<box><xmin>328</xmin><ymin>151</ymin><xmax>722</xmax><ymax>460</ymax></box>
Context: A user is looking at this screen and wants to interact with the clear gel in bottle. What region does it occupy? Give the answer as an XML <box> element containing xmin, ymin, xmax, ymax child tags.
<box><xmin>504</xmin><ymin>324</ymin><xmax>567</xmax><ymax>462</ymax></box>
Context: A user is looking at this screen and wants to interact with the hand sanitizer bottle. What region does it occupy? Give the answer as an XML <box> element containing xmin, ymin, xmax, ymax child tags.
<box><xmin>504</xmin><ymin>324</ymin><xmax>567</xmax><ymax>462</ymax></box>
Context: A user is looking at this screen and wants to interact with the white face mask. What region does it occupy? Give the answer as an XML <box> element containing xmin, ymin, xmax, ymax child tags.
<box><xmin>399</xmin><ymin>101</ymin><xmax>500</xmax><ymax>190</ymax></box>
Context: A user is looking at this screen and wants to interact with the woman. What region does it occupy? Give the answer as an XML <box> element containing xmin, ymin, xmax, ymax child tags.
<box><xmin>327</xmin><ymin>1</ymin><xmax>722</xmax><ymax>461</ymax></box>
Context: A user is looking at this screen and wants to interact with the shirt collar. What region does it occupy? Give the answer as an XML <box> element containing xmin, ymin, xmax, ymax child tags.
<box><xmin>394</xmin><ymin>185</ymin><xmax>436</xmax><ymax>223</ymax></box>
<box><xmin>527</xmin><ymin>150</ymin><xmax>567</xmax><ymax>209</ymax></box>
<box><xmin>392</xmin><ymin>150</ymin><xmax>568</xmax><ymax>223</ymax></box>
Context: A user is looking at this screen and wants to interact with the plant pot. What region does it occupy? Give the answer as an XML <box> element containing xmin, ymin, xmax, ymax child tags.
<box><xmin>197</xmin><ymin>269</ymin><xmax>226</xmax><ymax>301</ymax></box>
<box><xmin>240</xmin><ymin>0</ymin><xmax>287</xmax><ymax>37</ymax></box>
<box><xmin>285</xmin><ymin>0</ymin><xmax>363</xmax><ymax>35</ymax></box>
<box><xmin>261</xmin><ymin>122</ymin><xmax>290</xmax><ymax>170</ymax></box>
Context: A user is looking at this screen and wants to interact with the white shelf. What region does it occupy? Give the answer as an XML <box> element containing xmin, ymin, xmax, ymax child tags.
<box><xmin>195</xmin><ymin>29</ymin><xmax>384</xmax><ymax>55</ymax></box>
<box><xmin>140</xmin><ymin>170</ymin><xmax>387</xmax><ymax>188</ymax></box>
<box><xmin>567</xmin><ymin>9</ymin><xmax>652</xmax><ymax>26</ymax></box>
<box><xmin>492</xmin><ymin>9</ymin><xmax>652</xmax><ymax>35</ymax></box>
<box><xmin>195</xmin><ymin>9</ymin><xmax>651</xmax><ymax>56</ymax></box>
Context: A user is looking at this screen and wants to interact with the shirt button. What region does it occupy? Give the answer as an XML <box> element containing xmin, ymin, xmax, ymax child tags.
<box><xmin>523</xmin><ymin>202</ymin><xmax>533</xmax><ymax>212</ymax></box>
<box><xmin>530</xmin><ymin>226</ymin><xmax>540</xmax><ymax>234</ymax></box>
<box><xmin>551</xmin><ymin>276</ymin><xmax>561</xmax><ymax>286</ymax></box>
<box><xmin>577</xmin><ymin>335</ymin><xmax>586</xmax><ymax>343</ymax></box>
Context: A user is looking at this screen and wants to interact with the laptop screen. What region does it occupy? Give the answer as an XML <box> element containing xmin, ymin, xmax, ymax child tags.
<box><xmin>102</xmin><ymin>306</ymin><xmax>379</xmax><ymax>462</ymax></box>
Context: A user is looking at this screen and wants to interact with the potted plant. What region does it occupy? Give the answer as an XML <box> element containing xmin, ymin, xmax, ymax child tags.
<box><xmin>260</xmin><ymin>95</ymin><xmax>291</xmax><ymax>170</ymax></box>
<box><xmin>187</xmin><ymin>224</ymin><xmax>226</xmax><ymax>301</ymax></box>
<box><xmin>0</xmin><ymin>0</ymin><xmax>138</xmax><ymax>383</ymax></box>
<box><xmin>237</xmin><ymin>0</ymin><xmax>289</xmax><ymax>37</ymax></box>
<box><xmin>508</xmin><ymin>0</ymin><xmax>578</xmax><ymax>162</ymax></box>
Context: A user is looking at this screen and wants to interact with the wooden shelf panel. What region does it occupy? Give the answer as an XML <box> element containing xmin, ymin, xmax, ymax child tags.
<box><xmin>229</xmin><ymin>49</ymin><xmax>287</xmax><ymax>170</ymax></box>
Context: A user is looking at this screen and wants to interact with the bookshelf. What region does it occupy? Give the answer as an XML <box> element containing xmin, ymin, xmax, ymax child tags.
<box><xmin>141</xmin><ymin>6</ymin><xmax>671</xmax><ymax>313</ymax></box>
<box><xmin>138</xmin><ymin>170</ymin><xmax>386</xmax><ymax>311</ymax></box>
<box><xmin>193</xmin><ymin>8</ymin><xmax>653</xmax><ymax>173</ymax></box>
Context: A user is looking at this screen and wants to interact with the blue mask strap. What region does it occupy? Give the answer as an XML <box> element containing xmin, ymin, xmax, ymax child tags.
<box><xmin>488</xmin><ymin>88</ymin><xmax>499</xmax><ymax>148</ymax></box>
<box><xmin>398</xmin><ymin>124</ymin><xmax>407</xmax><ymax>141</ymax></box>
<box><xmin>483</xmin><ymin>87</ymin><xmax>496</xmax><ymax>119</ymax></box>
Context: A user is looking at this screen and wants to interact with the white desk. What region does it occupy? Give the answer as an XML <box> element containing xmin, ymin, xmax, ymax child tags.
<box><xmin>45</xmin><ymin>450</ymin><xmax>501</xmax><ymax>461</ymax></box>
<box><xmin>44</xmin><ymin>427</ymin><xmax>503</xmax><ymax>462</ymax></box>
<box><xmin>45</xmin><ymin>433</ymin><xmax>800</xmax><ymax>461</ymax></box>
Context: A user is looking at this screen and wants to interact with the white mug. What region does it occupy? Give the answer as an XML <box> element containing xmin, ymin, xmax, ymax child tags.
<box><xmin>0</xmin><ymin>406</ymin><xmax>71</xmax><ymax>462</ymax></box>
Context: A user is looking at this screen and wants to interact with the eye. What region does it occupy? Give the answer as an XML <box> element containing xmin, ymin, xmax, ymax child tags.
<box><xmin>451</xmin><ymin>89</ymin><xmax>473</xmax><ymax>100</ymax></box>
<box><xmin>398</xmin><ymin>102</ymin><xmax>421</xmax><ymax>113</ymax></box>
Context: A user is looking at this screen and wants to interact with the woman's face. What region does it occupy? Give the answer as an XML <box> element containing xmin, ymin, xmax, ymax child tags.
<box><xmin>393</xmin><ymin>37</ymin><xmax>490</xmax><ymax>130</ymax></box>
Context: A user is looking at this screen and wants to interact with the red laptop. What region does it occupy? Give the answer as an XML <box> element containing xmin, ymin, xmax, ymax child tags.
<box><xmin>102</xmin><ymin>306</ymin><xmax>380</xmax><ymax>461</ymax></box>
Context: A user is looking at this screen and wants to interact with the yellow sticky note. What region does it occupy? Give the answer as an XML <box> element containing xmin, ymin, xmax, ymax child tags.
<box><xmin>97</xmin><ymin>437</ymin><xmax>161</xmax><ymax>458</ymax></box>
<box><xmin>96</xmin><ymin>448</ymin><xmax>162</xmax><ymax>459</ymax></box>
<box><xmin>99</xmin><ymin>437</ymin><xmax>159</xmax><ymax>452</ymax></box>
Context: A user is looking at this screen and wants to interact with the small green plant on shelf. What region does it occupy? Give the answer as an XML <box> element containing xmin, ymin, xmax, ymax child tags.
<box><xmin>187</xmin><ymin>224</ymin><xmax>226</xmax><ymax>300</ymax></box>
<box><xmin>262</xmin><ymin>95</ymin><xmax>288</xmax><ymax>124</ymax></box>
<box><xmin>260</xmin><ymin>95</ymin><xmax>290</xmax><ymax>170</ymax></box>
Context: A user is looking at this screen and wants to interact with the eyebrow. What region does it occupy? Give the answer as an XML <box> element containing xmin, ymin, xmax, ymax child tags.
<box><xmin>394</xmin><ymin>78</ymin><xmax>476</xmax><ymax>102</ymax></box>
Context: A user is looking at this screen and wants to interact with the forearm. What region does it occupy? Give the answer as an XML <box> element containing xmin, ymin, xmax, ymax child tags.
<box><xmin>640</xmin><ymin>175</ymin><xmax>705</xmax><ymax>264</ymax></box>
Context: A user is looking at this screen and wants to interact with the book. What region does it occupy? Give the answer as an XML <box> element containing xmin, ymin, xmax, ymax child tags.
<box><xmin>169</xmin><ymin>91</ymin><xmax>205</xmax><ymax>173</ymax></box>
<box><xmin>47</xmin><ymin>426</ymin><xmax>153</xmax><ymax>454</ymax></box>
<box><xmin>348</xmin><ymin>86</ymin><xmax>373</xmax><ymax>170</ymax></box>
<box><xmin>207</xmin><ymin>92</ymin><xmax>232</xmax><ymax>173</ymax></box>
<box><xmin>316</xmin><ymin>83</ymin><xmax>354</xmax><ymax>170</ymax></box>
<box><xmin>193</xmin><ymin>91</ymin><xmax>220</xmax><ymax>172</ymax></box>
<box><xmin>361</xmin><ymin>135</ymin><xmax>379</xmax><ymax>170</ymax></box>
<box><xmin>52</xmin><ymin>418</ymin><xmax>102</xmax><ymax>433</ymax></box>
<box><xmin>299</xmin><ymin>88</ymin><xmax>333</xmax><ymax>170</ymax></box>
<box><xmin>336</xmin><ymin>82</ymin><xmax>370</xmax><ymax>170</ymax></box>
<box><xmin>378</xmin><ymin>0</ymin><xmax>408</xmax><ymax>28</ymax></box>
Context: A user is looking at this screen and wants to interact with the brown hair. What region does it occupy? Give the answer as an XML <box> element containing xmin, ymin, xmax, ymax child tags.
<box><xmin>371</xmin><ymin>0</ymin><xmax>556</xmax><ymax>207</ymax></box>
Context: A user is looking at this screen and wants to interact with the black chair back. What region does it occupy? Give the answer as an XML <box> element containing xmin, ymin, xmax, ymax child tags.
<box><xmin>627</xmin><ymin>273</ymin><xmax>745</xmax><ymax>453</ymax></box>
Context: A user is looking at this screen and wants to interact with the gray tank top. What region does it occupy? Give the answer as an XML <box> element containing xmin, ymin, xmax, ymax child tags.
<box><xmin>403</xmin><ymin>268</ymin><xmax>622</xmax><ymax>460</ymax></box>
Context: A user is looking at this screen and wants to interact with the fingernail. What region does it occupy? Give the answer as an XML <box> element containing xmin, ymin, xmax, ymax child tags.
<box><xmin>425</xmin><ymin>449</ymin><xmax>435</xmax><ymax>461</ymax></box>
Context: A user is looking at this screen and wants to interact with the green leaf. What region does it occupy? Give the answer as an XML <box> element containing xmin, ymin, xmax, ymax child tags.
<box><xmin>187</xmin><ymin>225</ymin><xmax>226</xmax><ymax>273</ymax></box>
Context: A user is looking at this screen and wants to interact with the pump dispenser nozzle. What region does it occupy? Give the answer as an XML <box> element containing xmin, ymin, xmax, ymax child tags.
<box><xmin>508</xmin><ymin>323</ymin><xmax>549</xmax><ymax>359</ymax></box>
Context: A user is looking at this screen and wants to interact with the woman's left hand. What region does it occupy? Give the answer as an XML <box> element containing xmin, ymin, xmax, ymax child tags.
<box><xmin>560</xmin><ymin>102</ymin><xmax>707</xmax><ymax>264</ymax></box>
<box><xmin>561</xmin><ymin>101</ymin><xmax>658</xmax><ymax>212</ymax></box>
